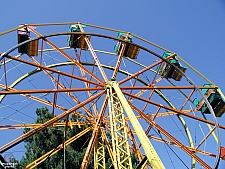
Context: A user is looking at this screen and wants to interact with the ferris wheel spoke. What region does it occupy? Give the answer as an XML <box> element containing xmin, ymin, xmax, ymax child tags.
<box><xmin>80</xmin><ymin>121</ymin><xmax>100</xmax><ymax>168</ymax></box>
<box><xmin>73</xmin><ymin>49</ymin><xmax>99</xmax><ymax>117</ymax></box>
<box><xmin>78</xmin><ymin>24</ymin><xmax>108</xmax><ymax>83</ymax></box>
<box><xmin>100</xmin><ymin>128</ymin><xmax>116</xmax><ymax>166</ymax></box>
<box><xmin>195</xmin><ymin>125</ymin><xmax>217</xmax><ymax>150</ymax></box>
<box><xmin>131</xmin><ymin>104</ymin><xmax>213</xmax><ymax>169</ymax></box>
<box><xmin>0</xmin><ymin>121</ymin><xmax>92</xmax><ymax>130</ymax></box>
<box><xmin>147</xmin><ymin>135</ymin><xmax>217</xmax><ymax>158</ymax></box>
<box><xmin>81</xmin><ymin>95</ymin><xmax>108</xmax><ymax>169</ymax></box>
<box><xmin>136</xmin><ymin>106</ymin><xmax>161</xmax><ymax>161</ymax></box>
<box><xmin>0</xmin><ymin>90</ymin><xmax>105</xmax><ymax>154</ymax></box>
<box><xmin>111</xmin><ymin>43</ymin><xmax>126</xmax><ymax>80</ymax></box>
<box><xmin>124</xmin><ymin>91</ymin><xmax>225</xmax><ymax>129</ymax></box>
<box><xmin>0</xmin><ymin>84</ymin><xmax>67</xmax><ymax>111</ymax></box>
<box><xmin>5</xmin><ymin>55</ymin><xmax>103</xmax><ymax>87</ymax></box>
<box><xmin>30</xmin><ymin>57</ymin><xmax>84</xmax><ymax>116</ymax></box>
<box><xmin>147</xmin><ymin>109</ymin><xmax>195</xmax><ymax>117</ymax></box>
<box><xmin>0</xmin><ymin>87</ymin><xmax>104</xmax><ymax>95</ymax></box>
<box><xmin>119</xmin><ymin>59</ymin><xmax>163</xmax><ymax>85</ymax></box>
<box><xmin>25</xmin><ymin>126</ymin><xmax>93</xmax><ymax>169</ymax></box>
<box><xmin>30</xmin><ymin>56</ymin><xmax>98</xmax><ymax>117</ymax></box>
<box><xmin>120</xmin><ymin>85</ymin><xmax>213</xmax><ymax>90</ymax></box>
<box><xmin>128</xmin><ymin>128</ymin><xmax>217</xmax><ymax>161</ymax></box>
<box><xmin>29</xmin><ymin>28</ymin><xmax>104</xmax><ymax>84</ymax></box>
<box><xmin>179</xmin><ymin>89</ymin><xmax>195</xmax><ymax>111</ymax></box>
<box><xmin>141</xmin><ymin>88</ymin><xmax>155</xmax><ymax>112</ymax></box>
<box><xmin>127</xmin><ymin>76</ymin><xmax>139</xmax><ymax>101</ymax></box>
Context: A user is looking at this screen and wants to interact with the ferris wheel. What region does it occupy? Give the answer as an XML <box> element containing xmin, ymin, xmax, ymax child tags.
<box><xmin>0</xmin><ymin>22</ymin><xmax>225</xmax><ymax>169</ymax></box>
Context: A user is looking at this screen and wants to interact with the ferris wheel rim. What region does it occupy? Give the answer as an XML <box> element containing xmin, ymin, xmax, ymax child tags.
<box><xmin>0</xmin><ymin>25</ymin><xmax>223</xmax><ymax>168</ymax></box>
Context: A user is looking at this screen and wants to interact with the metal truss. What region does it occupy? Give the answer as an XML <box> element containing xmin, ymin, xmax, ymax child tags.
<box><xmin>107</xmin><ymin>84</ymin><xmax>133</xmax><ymax>169</ymax></box>
<box><xmin>94</xmin><ymin>132</ymin><xmax>105</xmax><ymax>169</ymax></box>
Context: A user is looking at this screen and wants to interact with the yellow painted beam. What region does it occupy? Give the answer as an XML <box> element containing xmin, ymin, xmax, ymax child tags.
<box><xmin>111</xmin><ymin>81</ymin><xmax>165</xmax><ymax>169</ymax></box>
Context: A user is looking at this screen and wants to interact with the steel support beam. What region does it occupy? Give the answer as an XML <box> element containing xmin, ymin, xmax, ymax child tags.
<box><xmin>107</xmin><ymin>85</ymin><xmax>133</xmax><ymax>169</ymax></box>
<box><xmin>94</xmin><ymin>132</ymin><xmax>105</xmax><ymax>169</ymax></box>
<box><xmin>110</xmin><ymin>81</ymin><xmax>165</xmax><ymax>169</ymax></box>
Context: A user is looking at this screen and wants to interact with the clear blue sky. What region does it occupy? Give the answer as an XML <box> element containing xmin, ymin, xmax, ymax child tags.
<box><xmin>1</xmin><ymin>1</ymin><xmax>225</xmax><ymax>168</ymax></box>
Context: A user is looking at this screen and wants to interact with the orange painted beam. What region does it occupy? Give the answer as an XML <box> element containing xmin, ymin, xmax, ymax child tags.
<box><xmin>0</xmin><ymin>87</ymin><xmax>104</xmax><ymax>95</ymax></box>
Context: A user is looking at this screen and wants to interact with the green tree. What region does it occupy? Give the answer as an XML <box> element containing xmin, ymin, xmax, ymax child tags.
<box><xmin>12</xmin><ymin>107</ymin><xmax>92</xmax><ymax>169</ymax></box>
<box><xmin>11</xmin><ymin>107</ymin><xmax>138</xmax><ymax>169</ymax></box>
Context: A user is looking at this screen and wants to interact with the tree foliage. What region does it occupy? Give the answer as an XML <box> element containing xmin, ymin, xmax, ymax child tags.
<box><xmin>11</xmin><ymin>107</ymin><xmax>138</xmax><ymax>168</ymax></box>
<box><xmin>12</xmin><ymin>107</ymin><xmax>92</xmax><ymax>169</ymax></box>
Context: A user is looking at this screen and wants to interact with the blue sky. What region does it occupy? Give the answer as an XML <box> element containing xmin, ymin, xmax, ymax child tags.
<box><xmin>1</xmin><ymin>1</ymin><xmax>225</xmax><ymax>86</ymax></box>
<box><xmin>1</xmin><ymin>1</ymin><xmax>225</xmax><ymax>168</ymax></box>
